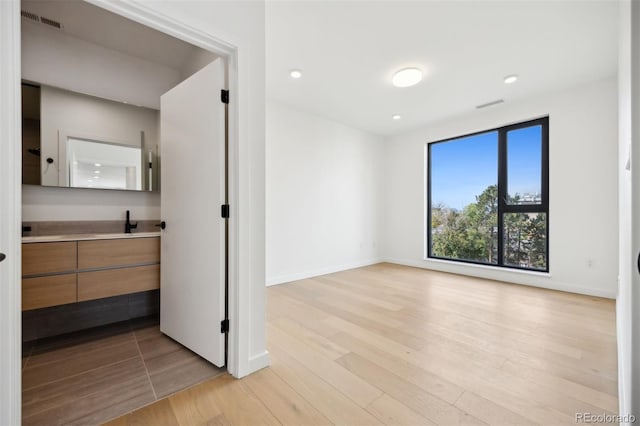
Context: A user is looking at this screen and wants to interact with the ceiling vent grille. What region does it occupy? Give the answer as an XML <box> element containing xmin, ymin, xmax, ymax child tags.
<box><xmin>21</xmin><ymin>10</ymin><xmax>39</xmax><ymax>22</ymax></box>
<box><xmin>476</xmin><ymin>99</ymin><xmax>504</xmax><ymax>109</ymax></box>
<box><xmin>21</xmin><ymin>10</ymin><xmax>63</xmax><ymax>30</ymax></box>
<box><xmin>40</xmin><ymin>16</ymin><xmax>63</xmax><ymax>29</ymax></box>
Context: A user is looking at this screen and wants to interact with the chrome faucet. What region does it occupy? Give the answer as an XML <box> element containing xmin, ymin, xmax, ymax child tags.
<box><xmin>125</xmin><ymin>210</ymin><xmax>138</xmax><ymax>233</ymax></box>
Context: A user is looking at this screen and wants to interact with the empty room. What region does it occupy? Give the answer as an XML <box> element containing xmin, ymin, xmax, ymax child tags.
<box><xmin>0</xmin><ymin>0</ymin><xmax>638</xmax><ymax>425</ymax></box>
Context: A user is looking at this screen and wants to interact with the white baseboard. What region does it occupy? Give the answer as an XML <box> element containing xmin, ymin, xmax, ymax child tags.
<box><xmin>242</xmin><ymin>350</ymin><xmax>270</xmax><ymax>377</ymax></box>
<box><xmin>383</xmin><ymin>258</ymin><xmax>617</xmax><ymax>299</ymax></box>
<box><xmin>266</xmin><ymin>258</ymin><xmax>383</xmax><ymax>286</ymax></box>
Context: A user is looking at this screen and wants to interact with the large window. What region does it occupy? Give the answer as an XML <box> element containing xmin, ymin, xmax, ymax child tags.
<box><xmin>427</xmin><ymin>117</ymin><xmax>549</xmax><ymax>272</ymax></box>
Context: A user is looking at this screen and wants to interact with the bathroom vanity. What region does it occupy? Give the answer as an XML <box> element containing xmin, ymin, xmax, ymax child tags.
<box><xmin>22</xmin><ymin>233</ymin><xmax>160</xmax><ymax>311</ymax></box>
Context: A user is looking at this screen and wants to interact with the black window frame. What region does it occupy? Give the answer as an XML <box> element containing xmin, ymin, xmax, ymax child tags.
<box><xmin>426</xmin><ymin>116</ymin><xmax>549</xmax><ymax>272</ymax></box>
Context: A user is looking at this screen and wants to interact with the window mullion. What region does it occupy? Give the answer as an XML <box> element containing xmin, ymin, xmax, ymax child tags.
<box><xmin>497</xmin><ymin>128</ymin><xmax>507</xmax><ymax>266</ymax></box>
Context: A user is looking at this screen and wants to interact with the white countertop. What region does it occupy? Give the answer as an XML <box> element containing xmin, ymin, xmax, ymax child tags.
<box><xmin>22</xmin><ymin>232</ymin><xmax>161</xmax><ymax>243</ymax></box>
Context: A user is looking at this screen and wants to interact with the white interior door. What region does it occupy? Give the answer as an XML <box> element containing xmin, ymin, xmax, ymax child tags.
<box><xmin>160</xmin><ymin>58</ymin><xmax>226</xmax><ymax>367</ymax></box>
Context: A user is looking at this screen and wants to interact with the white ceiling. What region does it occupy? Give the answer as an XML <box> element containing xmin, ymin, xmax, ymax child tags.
<box><xmin>21</xmin><ymin>0</ymin><xmax>208</xmax><ymax>72</ymax></box>
<box><xmin>266</xmin><ymin>0</ymin><xmax>619</xmax><ymax>136</ymax></box>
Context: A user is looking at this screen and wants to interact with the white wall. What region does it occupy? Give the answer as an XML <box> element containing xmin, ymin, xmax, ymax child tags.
<box><xmin>180</xmin><ymin>48</ymin><xmax>218</xmax><ymax>81</ymax></box>
<box><xmin>266</xmin><ymin>101</ymin><xmax>384</xmax><ymax>285</ymax></box>
<box><xmin>22</xmin><ymin>186</ymin><xmax>160</xmax><ymax>221</ymax></box>
<box><xmin>22</xmin><ymin>20</ymin><xmax>181</xmax><ymax>109</ymax></box>
<box><xmin>383</xmin><ymin>77</ymin><xmax>618</xmax><ymax>298</ymax></box>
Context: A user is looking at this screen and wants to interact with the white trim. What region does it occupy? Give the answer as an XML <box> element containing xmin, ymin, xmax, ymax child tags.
<box><xmin>60</xmin><ymin>1</ymin><xmax>249</xmax><ymax>378</ymax></box>
<box><xmin>617</xmin><ymin>292</ymin><xmax>631</xmax><ymax>424</ymax></box>
<box><xmin>0</xmin><ymin>1</ymin><xmax>22</xmax><ymax>424</ymax></box>
<box><xmin>247</xmin><ymin>350</ymin><xmax>270</xmax><ymax>374</ymax></box>
<box><xmin>384</xmin><ymin>258</ymin><xmax>617</xmax><ymax>299</ymax></box>
<box><xmin>266</xmin><ymin>259</ymin><xmax>383</xmax><ymax>286</ymax></box>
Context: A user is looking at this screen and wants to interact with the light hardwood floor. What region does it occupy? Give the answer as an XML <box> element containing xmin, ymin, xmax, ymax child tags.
<box><xmin>106</xmin><ymin>263</ymin><xmax>618</xmax><ymax>425</ymax></box>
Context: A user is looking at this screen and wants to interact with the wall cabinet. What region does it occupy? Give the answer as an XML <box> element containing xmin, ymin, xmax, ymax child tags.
<box><xmin>22</xmin><ymin>236</ymin><xmax>160</xmax><ymax>311</ymax></box>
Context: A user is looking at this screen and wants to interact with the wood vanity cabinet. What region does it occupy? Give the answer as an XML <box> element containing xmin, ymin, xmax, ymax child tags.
<box><xmin>22</xmin><ymin>274</ymin><xmax>77</xmax><ymax>311</ymax></box>
<box><xmin>76</xmin><ymin>238</ymin><xmax>160</xmax><ymax>301</ymax></box>
<box><xmin>78</xmin><ymin>238</ymin><xmax>160</xmax><ymax>270</ymax></box>
<box><xmin>22</xmin><ymin>241</ymin><xmax>77</xmax><ymax>310</ymax></box>
<box><xmin>22</xmin><ymin>237</ymin><xmax>160</xmax><ymax>311</ymax></box>
<box><xmin>22</xmin><ymin>241</ymin><xmax>77</xmax><ymax>276</ymax></box>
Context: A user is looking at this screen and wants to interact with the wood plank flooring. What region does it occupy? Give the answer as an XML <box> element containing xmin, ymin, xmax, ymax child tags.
<box><xmin>22</xmin><ymin>317</ymin><xmax>225</xmax><ymax>426</ymax></box>
<box><xmin>107</xmin><ymin>263</ymin><xmax>618</xmax><ymax>425</ymax></box>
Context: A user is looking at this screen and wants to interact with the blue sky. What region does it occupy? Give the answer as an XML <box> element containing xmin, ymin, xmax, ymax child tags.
<box><xmin>430</xmin><ymin>126</ymin><xmax>541</xmax><ymax>210</ymax></box>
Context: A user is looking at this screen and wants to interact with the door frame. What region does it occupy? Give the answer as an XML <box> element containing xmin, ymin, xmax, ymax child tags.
<box><xmin>0</xmin><ymin>1</ymin><xmax>23</xmax><ymax>424</ymax></box>
<box><xmin>0</xmin><ymin>1</ymin><xmax>247</xmax><ymax>423</ymax></box>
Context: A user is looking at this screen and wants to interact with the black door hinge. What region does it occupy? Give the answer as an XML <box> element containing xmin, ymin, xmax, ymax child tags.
<box><xmin>221</xmin><ymin>319</ymin><xmax>229</xmax><ymax>333</ymax></box>
<box><xmin>221</xmin><ymin>204</ymin><xmax>230</xmax><ymax>218</ymax></box>
<box><xmin>221</xmin><ymin>89</ymin><xmax>229</xmax><ymax>104</ymax></box>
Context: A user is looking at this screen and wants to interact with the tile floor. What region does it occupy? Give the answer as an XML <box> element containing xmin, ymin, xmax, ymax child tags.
<box><xmin>21</xmin><ymin>316</ymin><xmax>225</xmax><ymax>426</ymax></box>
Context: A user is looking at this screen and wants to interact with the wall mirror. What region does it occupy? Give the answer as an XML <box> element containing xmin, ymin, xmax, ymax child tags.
<box><xmin>21</xmin><ymin>82</ymin><xmax>159</xmax><ymax>192</ymax></box>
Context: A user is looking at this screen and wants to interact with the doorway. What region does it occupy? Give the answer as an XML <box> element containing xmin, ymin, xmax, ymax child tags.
<box><xmin>0</xmin><ymin>1</ymin><xmax>243</xmax><ymax>424</ymax></box>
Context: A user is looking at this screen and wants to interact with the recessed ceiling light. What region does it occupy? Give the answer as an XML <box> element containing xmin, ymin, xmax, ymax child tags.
<box><xmin>88</xmin><ymin>179</ymin><xmax>93</xmax><ymax>183</ymax></box>
<box><xmin>94</xmin><ymin>170</ymin><xmax>101</xmax><ymax>174</ymax></box>
<box><xmin>392</xmin><ymin>68</ymin><xmax>423</xmax><ymax>88</ymax></box>
<box><xmin>290</xmin><ymin>69</ymin><xmax>302</xmax><ymax>79</ymax></box>
<box><xmin>95</xmin><ymin>163</ymin><xmax>101</xmax><ymax>167</ymax></box>
<box><xmin>504</xmin><ymin>74</ymin><xmax>518</xmax><ymax>84</ymax></box>
<box><xmin>392</xmin><ymin>114</ymin><xmax>402</xmax><ymax>120</ymax></box>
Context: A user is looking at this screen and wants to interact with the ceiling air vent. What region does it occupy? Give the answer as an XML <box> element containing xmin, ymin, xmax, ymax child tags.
<box><xmin>21</xmin><ymin>10</ymin><xmax>39</xmax><ymax>23</ymax></box>
<box><xmin>476</xmin><ymin>99</ymin><xmax>505</xmax><ymax>109</ymax></box>
<box><xmin>21</xmin><ymin>10</ymin><xmax>63</xmax><ymax>30</ymax></box>
<box><xmin>40</xmin><ymin>16</ymin><xmax>63</xmax><ymax>30</ymax></box>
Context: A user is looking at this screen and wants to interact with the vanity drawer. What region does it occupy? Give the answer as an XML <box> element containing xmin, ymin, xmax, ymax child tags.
<box><xmin>22</xmin><ymin>274</ymin><xmax>77</xmax><ymax>311</ymax></box>
<box><xmin>77</xmin><ymin>264</ymin><xmax>160</xmax><ymax>301</ymax></box>
<box><xmin>78</xmin><ymin>237</ymin><xmax>160</xmax><ymax>269</ymax></box>
<box><xmin>22</xmin><ymin>242</ymin><xmax>77</xmax><ymax>276</ymax></box>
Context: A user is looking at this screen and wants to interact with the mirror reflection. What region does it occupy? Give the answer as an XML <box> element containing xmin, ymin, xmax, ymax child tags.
<box><xmin>21</xmin><ymin>82</ymin><xmax>159</xmax><ymax>192</ymax></box>
<box><xmin>66</xmin><ymin>138</ymin><xmax>143</xmax><ymax>191</ymax></box>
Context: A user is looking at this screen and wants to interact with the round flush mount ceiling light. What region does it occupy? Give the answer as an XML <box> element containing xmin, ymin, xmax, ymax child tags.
<box><xmin>504</xmin><ymin>74</ymin><xmax>518</xmax><ymax>84</ymax></box>
<box><xmin>392</xmin><ymin>114</ymin><xmax>402</xmax><ymax>120</ymax></box>
<box><xmin>289</xmin><ymin>69</ymin><xmax>302</xmax><ymax>79</ymax></box>
<box><xmin>392</xmin><ymin>68</ymin><xmax>423</xmax><ymax>88</ymax></box>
